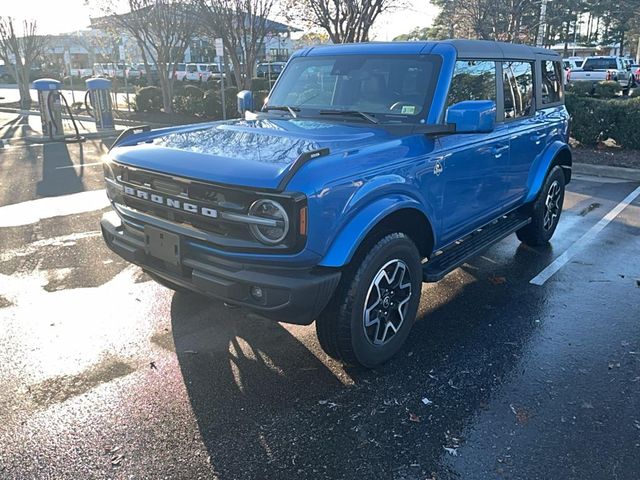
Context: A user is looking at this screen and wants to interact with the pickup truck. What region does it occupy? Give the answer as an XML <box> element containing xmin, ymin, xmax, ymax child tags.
<box><xmin>569</xmin><ymin>56</ymin><xmax>634</xmax><ymax>92</ymax></box>
<box><xmin>101</xmin><ymin>40</ymin><xmax>571</xmax><ymax>367</ymax></box>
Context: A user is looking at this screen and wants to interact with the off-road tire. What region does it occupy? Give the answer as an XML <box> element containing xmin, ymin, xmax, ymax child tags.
<box><xmin>516</xmin><ymin>166</ymin><xmax>565</xmax><ymax>246</ymax></box>
<box><xmin>315</xmin><ymin>233</ymin><xmax>422</xmax><ymax>368</ymax></box>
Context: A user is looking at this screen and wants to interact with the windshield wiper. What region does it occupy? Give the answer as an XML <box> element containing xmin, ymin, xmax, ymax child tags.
<box><xmin>319</xmin><ymin>109</ymin><xmax>379</xmax><ymax>124</ymax></box>
<box><xmin>263</xmin><ymin>105</ymin><xmax>299</xmax><ymax>118</ymax></box>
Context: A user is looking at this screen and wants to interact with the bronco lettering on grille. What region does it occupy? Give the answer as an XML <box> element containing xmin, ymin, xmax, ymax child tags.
<box><xmin>123</xmin><ymin>185</ymin><xmax>218</xmax><ymax>218</ymax></box>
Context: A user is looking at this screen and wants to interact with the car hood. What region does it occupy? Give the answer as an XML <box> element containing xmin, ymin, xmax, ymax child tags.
<box><xmin>110</xmin><ymin>118</ymin><xmax>396</xmax><ymax>190</ymax></box>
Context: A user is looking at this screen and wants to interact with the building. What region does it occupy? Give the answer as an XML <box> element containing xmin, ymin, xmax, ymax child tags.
<box><xmin>89</xmin><ymin>8</ymin><xmax>299</xmax><ymax>68</ymax></box>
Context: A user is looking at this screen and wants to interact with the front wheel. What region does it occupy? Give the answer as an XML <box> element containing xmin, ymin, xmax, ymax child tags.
<box><xmin>516</xmin><ymin>165</ymin><xmax>565</xmax><ymax>246</ymax></box>
<box><xmin>315</xmin><ymin>233</ymin><xmax>422</xmax><ymax>367</ymax></box>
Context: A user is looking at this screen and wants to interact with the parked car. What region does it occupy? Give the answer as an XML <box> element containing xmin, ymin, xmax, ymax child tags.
<box><xmin>93</xmin><ymin>63</ymin><xmax>116</xmax><ymax>78</ymax></box>
<box><xmin>125</xmin><ymin>64</ymin><xmax>142</xmax><ymax>82</ymax></box>
<box><xmin>185</xmin><ymin>63</ymin><xmax>204</xmax><ymax>82</ymax></box>
<box><xmin>562</xmin><ymin>57</ymin><xmax>583</xmax><ymax>70</ymax></box>
<box><xmin>568</xmin><ymin>56</ymin><xmax>634</xmax><ymax>93</ymax></box>
<box><xmin>629</xmin><ymin>64</ymin><xmax>640</xmax><ymax>87</ymax></box>
<box><xmin>69</xmin><ymin>67</ymin><xmax>93</xmax><ymax>79</ymax></box>
<box><xmin>256</xmin><ymin>62</ymin><xmax>286</xmax><ymax>80</ymax></box>
<box><xmin>101</xmin><ymin>40</ymin><xmax>571</xmax><ymax>367</ymax></box>
<box><xmin>206</xmin><ymin>64</ymin><xmax>224</xmax><ymax>80</ymax></box>
<box><xmin>170</xmin><ymin>63</ymin><xmax>187</xmax><ymax>81</ymax></box>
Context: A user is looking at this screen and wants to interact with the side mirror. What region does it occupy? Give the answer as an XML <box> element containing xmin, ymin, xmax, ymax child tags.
<box><xmin>445</xmin><ymin>100</ymin><xmax>496</xmax><ymax>133</ymax></box>
<box><xmin>237</xmin><ymin>90</ymin><xmax>254</xmax><ymax>115</ymax></box>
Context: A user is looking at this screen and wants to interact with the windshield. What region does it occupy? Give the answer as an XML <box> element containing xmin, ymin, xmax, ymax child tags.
<box><xmin>187</xmin><ymin>64</ymin><xmax>197</xmax><ymax>72</ymax></box>
<box><xmin>266</xmin><ymin>54</ymin><xmax>441</xmax><ymax>123</ymax></box>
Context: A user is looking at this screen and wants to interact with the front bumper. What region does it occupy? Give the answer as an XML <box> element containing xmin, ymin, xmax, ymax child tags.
<box><xmin>101</xmin><ymin>210</ymin><xmax>341</xmax><ymax>325</ymax></box>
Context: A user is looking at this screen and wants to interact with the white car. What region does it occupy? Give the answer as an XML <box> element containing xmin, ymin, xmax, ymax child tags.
<box><xmin>170</xmin><ymin>63</ymin><xmax>187</xmax><ymax>81</ymax></box>
<box><xmin>569</xmin><ymin>56</ymin><xmax>634</xmax><ymax>91</ymax></box>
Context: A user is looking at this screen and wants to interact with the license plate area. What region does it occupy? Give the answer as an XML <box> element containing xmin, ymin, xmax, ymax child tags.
<box><xmin>144</xmin><ymin>225</ymin><xmax>181</xmax><ymax>265</ymax></box>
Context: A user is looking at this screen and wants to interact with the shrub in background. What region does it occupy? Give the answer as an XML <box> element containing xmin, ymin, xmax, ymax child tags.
<box><xmin>565</xmin><ymin>92</ymin><xmax>640</xmax><ymax>148</ymax></box>
<box><xmin>202</xmin><ymin>87</ymin><xmax>240</xmax><ymax>119</ymax></box>
<box><xmin>250</xmin><ymin>77</ymin><xmax>271</xmax><ymax>92</ymax></box>
<box><xmin>592</xmin><ymin>81</ymin><xmax>620</xmax><ymax>98</ymax></box>
<box><xmin>173</xmin><ymin>84</ymin><xmax>205</xmax><ymax>115</ymax></box>
<box><xmin>567</xmin><ymin>82</ymin><xmax>593</xmax><ymax>96</ymax></box>
<box><xmin>135</xmin><ymin>86</ymin><xmax>163</xmax><ymax>112</ymax></box>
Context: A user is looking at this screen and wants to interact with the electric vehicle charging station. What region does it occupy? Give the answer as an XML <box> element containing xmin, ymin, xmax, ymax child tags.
<box><xmin>85</xmin><ymin>78</ymin><xmax>114</xmax><ymax>130</ymax></box>
<box><xmin>33</xmin><ymin>78</ymin><xmax>64</xmax><ymax>140</ymax></box>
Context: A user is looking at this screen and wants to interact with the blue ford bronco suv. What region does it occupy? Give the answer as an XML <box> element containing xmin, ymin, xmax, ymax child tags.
<box><xmin>102</xmin><ymin>40</ymin><xmax>571</xmax><ymax>367</ymax></box>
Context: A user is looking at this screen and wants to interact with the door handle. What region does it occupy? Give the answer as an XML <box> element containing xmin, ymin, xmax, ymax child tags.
<box><xmin>531</xmin><ymin>132</ymin><xmax>546</xmax><ymax>144</ymax></box>
<box><xmin>491</xmin><ymin>144</ymin><xmax>509</xmax><ymax>158</ymax></box>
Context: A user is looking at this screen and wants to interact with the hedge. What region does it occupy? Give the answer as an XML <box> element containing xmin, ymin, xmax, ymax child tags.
<box><xmin>135</xmin><ymin>86</ymin><xmax>163</xmax><ymax>112</ymax></box>
<box><xmin>565</xmin><ymin>92</ymin><xmax>640</xmax><ymax>148</ymax></box>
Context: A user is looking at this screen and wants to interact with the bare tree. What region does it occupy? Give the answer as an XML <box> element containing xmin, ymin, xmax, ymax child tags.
<box><xmin>94</xmin><ymin>0</ymin><xmax>197</xmax><ymax>113</ymax></box>
<box><xmin>199</xmin><ymin>0</ymin><xmax>276</xmax><ymax>90</ymax></box>
<box><xmin>0</xmin><ymin>18</ymin><xmax>47</xmax><ymax>110</ymax></box>
<box><xmin>284</xmin><ymin>0</ymin><xmax>400</xmax><ymax>43</ymax></box>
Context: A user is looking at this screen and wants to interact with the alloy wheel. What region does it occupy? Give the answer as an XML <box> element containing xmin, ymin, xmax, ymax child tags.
<box><xmin>543</xmin><ymin>180</ymin><xmax>561</xmax><ymax>231</ymax></box>
<box><xmin>363</xmin><ymin>259</ymin><xmax>412</xmax><ymax>346</ymax></box>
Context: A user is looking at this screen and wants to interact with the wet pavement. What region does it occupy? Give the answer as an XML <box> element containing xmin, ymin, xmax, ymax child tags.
<box><xmin>0</xmin><ymin>115</ymin><xmax>639</xmax><ymax>479</ymax></box>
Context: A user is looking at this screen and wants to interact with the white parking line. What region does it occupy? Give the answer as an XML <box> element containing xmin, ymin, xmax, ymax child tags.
<box><xmin>0</xmin><ymin>189</ymin><xmax>109</xmax><ymax>228</ymax></box>
<box><xmin>530</xmin><ymin>185</ymin><xmax>640</xmax><ymax>286</ymax></box>
<box><xmin>55</xmin><ymin>162</ymin><xmax>104</xmax><ymax>170</ymax></box>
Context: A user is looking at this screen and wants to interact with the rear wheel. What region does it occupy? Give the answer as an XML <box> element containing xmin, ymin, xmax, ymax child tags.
<box><xmin>315</xmin><ymin>233</ymin><xmax>422</xmax><ymax>367</ymax></box>
<box><xmin>516</xmin><ymin>166</ymin><xmax>565</xmax><ymax>246</ymax></box>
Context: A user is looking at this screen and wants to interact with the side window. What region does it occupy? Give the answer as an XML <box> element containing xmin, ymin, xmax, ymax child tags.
<box><xmin>446</xmin><ymin>60</ymin><xmax>496</xmax><ymax>107</ymax></box>
<box><xmin>502</xmin><ymin>61</ymin><xmax>534</xmax><ymax>119</ymax></box>
<box><xmin>541</xmin><ymin>60</ymin><xmax>563</xmax><ymax>105</ymax></box>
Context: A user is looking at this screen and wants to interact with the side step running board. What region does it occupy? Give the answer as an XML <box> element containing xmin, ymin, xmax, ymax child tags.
<box><xmin>422</xmin><ymin>213</ymin><xmax>531</xmax><ymax>282</ymax></box>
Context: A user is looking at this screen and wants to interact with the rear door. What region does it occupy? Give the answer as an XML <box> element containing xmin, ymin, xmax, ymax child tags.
<box><xmin>502</xmin><ymin>60</ymin><xmax>546</xmax><ymax>204</ymax></box>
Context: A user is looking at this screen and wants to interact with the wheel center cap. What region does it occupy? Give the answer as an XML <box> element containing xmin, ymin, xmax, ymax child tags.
<box><xmin>382</xmin><ymin>296</ymin><xmax>391</xmax><ymax>309</ymax></box>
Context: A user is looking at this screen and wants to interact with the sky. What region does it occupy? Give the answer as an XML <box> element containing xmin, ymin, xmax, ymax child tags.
<box><xmin>1</xmin><ymin>0</ymin><xmax>439</xmax><ymax>41</ymax></box>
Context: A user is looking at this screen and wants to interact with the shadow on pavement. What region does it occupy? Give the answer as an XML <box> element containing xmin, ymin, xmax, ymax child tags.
<box><xmin>171</xmin><ymin>244</ymin><xmax>550</xmax><ymax>479</ymax></box>
<box><xmin>36</xmin><ymin>142</ymin><xmax>85</xmax><ymax>197</ymax></box>
<box><xmin>1</xmin><ymin>114</ymin><xmax>33</xmax><ymax>140</ymax></box>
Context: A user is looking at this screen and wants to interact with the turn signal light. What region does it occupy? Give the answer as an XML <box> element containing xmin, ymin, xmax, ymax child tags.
<box><xmin>299</xmin><ymin>206</ymin><xmax>308</xmax><ymax>236</ymax></box>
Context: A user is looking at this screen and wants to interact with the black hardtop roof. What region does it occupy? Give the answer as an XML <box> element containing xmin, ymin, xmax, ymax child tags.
<box><xmin>445</xmin><ymin>39</ymin><xmax>559</xmax><ymax>60</ymax></box>
<box><xmin>300</xmin><ymin>39</ymin><xmax>560</xmax><ymax>61</ymax></box>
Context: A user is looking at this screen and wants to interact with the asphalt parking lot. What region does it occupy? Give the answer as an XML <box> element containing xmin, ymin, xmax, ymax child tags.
<box><xmin>1</xmin><ymin>114</ymin><xmax>639</xmax><ymax>479</ymax></box>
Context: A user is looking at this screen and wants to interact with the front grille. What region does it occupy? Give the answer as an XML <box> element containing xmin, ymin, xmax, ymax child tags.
<box><xmin>110</xmin><ymin>162</ymin><xmax>307</xmax><ymax>254</ymax></box>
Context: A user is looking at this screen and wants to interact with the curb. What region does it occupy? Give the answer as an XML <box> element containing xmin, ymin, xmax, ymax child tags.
<box><xmin>573</xmin><ymin>162</ymin><xmax>640</xmax><ymax>182</ymax></box>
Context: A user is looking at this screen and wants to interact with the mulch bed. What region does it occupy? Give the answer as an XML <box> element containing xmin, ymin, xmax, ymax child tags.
<box><xmin>572</xmin><ymin>146</ymin><xmax>640</xmax><ymax>170</ymax></box>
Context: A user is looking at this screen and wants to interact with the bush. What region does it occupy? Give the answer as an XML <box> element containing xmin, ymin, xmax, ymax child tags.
<box><xmin>201</xmin><ymin>86</ymin><xmax>241</xmax><ymax>120</ymax></box>
<box><xmin>568</xmin><ymin>81</ymin><xmax>594</xmax><ymax>96</ymax></box>
<box><xmin>565</xmin><ymin>92</ymin><xmax>640</xmax><ymax>148</ymax></box>
<box><xmin>135</xmin><ymin>86</ymin><xmax>163</xmax><ymax>112</ymax></box>
<box><xmin>173</xmin><ymin>84</ymin><xmax>205</xmax><ymax>115</ymax></box>
<box><xmin>593</xmin><ymin>80</ymin><xmax>621</xmax><ymax>98</ymax></box>
<box><xmin>250</xmin><ymin>77</ymin><xmax>271</xmax><ymax>91</ymax></box>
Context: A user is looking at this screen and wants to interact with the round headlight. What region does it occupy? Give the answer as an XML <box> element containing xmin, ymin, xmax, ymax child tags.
<box><xmin>249</xmin><ymin>199</ymin><xmax>289</xmax><ymax>244</ymax></box>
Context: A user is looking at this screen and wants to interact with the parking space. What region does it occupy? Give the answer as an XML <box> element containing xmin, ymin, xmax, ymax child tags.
<box><xmin>0</xmin><ymin>134</ymin><xmax>639</xmax><ymax>479</ymax></box>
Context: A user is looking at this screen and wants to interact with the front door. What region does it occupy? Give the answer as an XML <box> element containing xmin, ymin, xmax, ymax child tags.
<box><xmin>433</xmin><ymin>59</ymin><xmax>511</xmax><ymax>245</ymax></box>
<box><xmin>437</xmin><ymin>123</ymin><xmax>511</xmax><ymax>245</ymax></box>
